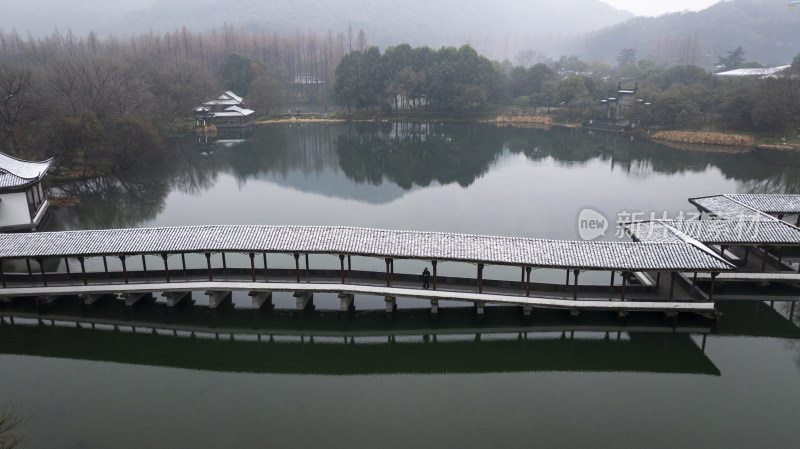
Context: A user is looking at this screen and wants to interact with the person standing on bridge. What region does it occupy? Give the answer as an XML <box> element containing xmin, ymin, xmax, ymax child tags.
<box><xmin>422</xmin><ymin>267</ymin><xmax>430</xmax><ymax>289</ymax></box>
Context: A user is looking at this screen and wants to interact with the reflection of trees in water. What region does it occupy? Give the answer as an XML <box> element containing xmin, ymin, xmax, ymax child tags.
<box><xmin>0</xmin><ymin>402</ymin><xmax>24</xmax><ymax>449</ymax></box>
<box><xmin>735</xmin><ymin>151</ymin><xmax>800</xmax><ymax>194</ymax></box>
<box><xmin>227</xmin><ymin>124</ymin><xmax>342</xmax><ymax>181</ymax></box>
<box><xmin>167</xmin><ymin>136</ymin><xmax>224</xmax><ymax>195</ymax></box>
<box><xmin>335</xmin><ymin>122</ymin><xmax>504</xmax><ymax>188</ymax></box>
<box><xmin>506</xmin><ymin>126</ymin><xmax>800</xmax><ymax>194</ymax></box>
<box><xmin>49</xmin><ymin>124</ymin><xmax>800</xmax><ymax>230</ymax></box>
<box><xmin>54</xmin><ymin>174</ymin><xmax>170</xmax><ymax>230</ymax></box>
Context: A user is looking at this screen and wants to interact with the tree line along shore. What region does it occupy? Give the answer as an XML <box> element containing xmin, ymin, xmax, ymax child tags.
<box><xmin>0</xmin><ymin>26</ymin><xmax>798</xmax><ymax>180</ymax></box>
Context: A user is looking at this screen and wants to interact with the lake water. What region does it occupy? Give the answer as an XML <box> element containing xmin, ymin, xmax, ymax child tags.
<box><xmin>2</xmin><ymin>123</ymin><xmax>800</xmax><ymax>448</ymax></box>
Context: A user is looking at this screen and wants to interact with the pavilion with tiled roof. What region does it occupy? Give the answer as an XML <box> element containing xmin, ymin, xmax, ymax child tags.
<box><xmin>0</xmin><ymin>152</ymin><xmax>53</xmax><ymax>231</ymax></box>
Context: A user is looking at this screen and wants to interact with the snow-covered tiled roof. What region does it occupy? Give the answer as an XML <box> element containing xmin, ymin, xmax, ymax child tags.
<box><xmin>722</xmin><ymin>194</ymin><xmax>800</xmax><ymax>215</ymax></box>
<box><xmin>224</xmin><ymin>91</ymin><xmax>243</xmax><ymax>103</ymax></box>
<box><xmin>0</xmin><ymin>153</ymin><xmax>53</xmax><ymax>189</ymax></box>
<box><xmin>202</xmin><ymin>91</ymin><xmax>244</xmax><ymax>107</ymax></box>
<box><xmin>626</xmin><ymin>219</ymin><xmax>800</xmax><ymax>245</ymax></box>
<box><xmin>689</xmin><ymin>195</ymin><xmax>776</xmax><ymax>220</ymax></box>
<box><xmin>213</xmin><ymin>106</ymin><xmax>255</xmax><ymax>118</ymax></box>
<box><xmin>716</xmin><ymin>66</ymin><xmax>789</xmax><ymax>78</ymax></box>
<box><xmin>0</xmin><ymin>225</ymin><xmax>734</xmax><ymax>271</ymax></box>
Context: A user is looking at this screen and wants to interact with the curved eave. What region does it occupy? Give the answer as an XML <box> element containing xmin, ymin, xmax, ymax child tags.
<box><xmin>0</xmin><ymin>153</ymin><xmax>53</xmax><ymax>179</ymax></box>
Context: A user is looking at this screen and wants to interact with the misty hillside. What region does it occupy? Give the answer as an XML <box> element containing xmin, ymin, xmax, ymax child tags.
<box><xmin>0</xmin><ymin>0</ymin><xmax>631</xmax><ymax>60</ymax></box>
<box><xmin>580</xmin><ymin>0</ymin><xmax>800</xmax><ymax>67</ymax></box>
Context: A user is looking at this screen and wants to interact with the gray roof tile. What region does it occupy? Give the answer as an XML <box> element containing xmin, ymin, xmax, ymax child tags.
<box><xmin>0</xmin><ymin>225</ymin><xmax>733</xmax><ymax>272</ymax></box>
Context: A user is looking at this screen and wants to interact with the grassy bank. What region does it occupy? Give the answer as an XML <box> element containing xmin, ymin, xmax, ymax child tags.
<box><xmin>649</xmin><ymin>130</ymin><xmax>754</xmax><ymax>147</ymax></box>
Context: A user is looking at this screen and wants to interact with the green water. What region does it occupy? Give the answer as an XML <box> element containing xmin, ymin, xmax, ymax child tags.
<box><xmin>2</xmin><ymin>123</ymin><xmax>800</xmax><ymax>448</ymax></box>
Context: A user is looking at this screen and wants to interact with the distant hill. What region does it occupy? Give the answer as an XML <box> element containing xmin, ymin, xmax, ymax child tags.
<box><xmin>0</xmin><ymin>0</ymin><xmax>632</xmax><ymax>60</ymax></box>
<box><xmin>580</xmin><ymin>0</ymin><xmax>800</xmax><ymax>68</ymax></box>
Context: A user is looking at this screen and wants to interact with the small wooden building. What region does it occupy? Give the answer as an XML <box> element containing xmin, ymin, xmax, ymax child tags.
<box><xmin>194</xmin><ymin>91</ymin><xmax>255</xmax><ymax>128</ymax></box>
<box><xmin>0</xmin><ymin>152</ymin><xmax>53</xmax><ymax>231</ymax></box>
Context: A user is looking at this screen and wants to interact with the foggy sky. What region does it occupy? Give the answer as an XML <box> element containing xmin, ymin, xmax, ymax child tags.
<box><xmin>603</xmin><ymin>0</ymin><xmax>722</xmax><ymax>16</ymax></box>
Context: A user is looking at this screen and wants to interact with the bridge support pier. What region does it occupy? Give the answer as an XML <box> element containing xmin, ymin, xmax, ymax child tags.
<box><xmin>339</xmin><ymin>293</ymin><xmax>354</xmax><ymax>318</ymax></box>
<box><xmin>36</xmin><ymin>295</ymin><xmax>61</xmax><ymax>309</ymax></box>
<box><xmin>384</xmin><ymin>296</ymin><xmax>396</xmax><ymax>316</ymax></box>
<box><xmin>475</xmin><ymin>301</ymin><xmax>485</xmax><ymax>320</ymax></box>
<box><xmin>123</xmin><ymin>292</ymin><xmax>152</xmax><ymax>309</ymax></box>
<box><xmin>166</xmin><ymin>291</ymin><xmax>193</xmax><ymax>308</ymax></box>
<box><xmin>249</xmin><ymin>291</ymin><xmax>273</xmax><ymax>310</ymax></box>
<box><xmin>294</xmin><ymin>292</ymin><xmax>314</xmax><ymax>313</ymax></box>
<box><xmin>522</xmin><ymin>305</ymin><xmax>533</xmax><ymax>318</ymax></box>
<box><xmin>430</xmin><ymin>299</ymin><xmax>439</xmax><ymax>318</ymax></box>
<box><xmin>80</xmin><ymin>293</ymin><xmax>110</xmax><ymax>307</ymax></box>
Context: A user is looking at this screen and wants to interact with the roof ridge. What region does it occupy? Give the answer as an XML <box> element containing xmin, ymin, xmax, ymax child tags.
<box><xmin>655</xmin><ymin>219</ymin><xmax>735</xmax><ymax>271</ymax></box>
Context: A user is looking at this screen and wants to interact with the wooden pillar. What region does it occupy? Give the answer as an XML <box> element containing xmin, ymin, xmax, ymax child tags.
<box><xmin>102</xmin><ymin>256</ymin><xmax>108</xmax><ymax>274</ymax></box>
<box><xmin>0</xmin><ymin>258</ymin><xmax>5</xmax><ymax>288</ymax></box>
<box><xmin>205</xmin><ymin>252</ymin><xmax>212</xmax><ymax>281</ymax></box>
<box><xmin>347</xmin><ymin>255</ymin><xmax>351</xmax><ymax>271</ymax></box>
<box><xmin>263</xmin><ymin>253</ymin><xmax>268</xmax><ymax>277</ymax></box>
<box><xmin>390</xmin><ymin>259</ymin><xmax>394</xmax><ymax>274</ymax></box>
<box><xmin>64</xmin><ymin>257</ymin><xmax>71</xmax><ymax>275</ymax></box>
<box><xmin>478</xmin><ymin>263</ymin><xmax>484</xmax><ymax>293</ymax></box>
<box><xmin>744</xmin><ymin>246</ymin><xmax>750</xmax><ymax>264</ymax></box>
<box><xmin>709</xmin><ymin>272</ymin><xmax>719</xmax><ymax>302</ymax></box>
<box><xmin>432</xmin><ymin>260</ymin><xmax>438</xmax><ymax>290</ymax></box>
<box><xmin>222</xmin><ymin>253</ymin><xmax>227</xmax><ymax>270</ymax></box>
<box><xmin>162</xmin><ymin>253</ymin><xmax>170</xmax><ymax>283</ymax></box>
<box><xmin>668</xmin><ymin>272</ymin><xmax>676</xmax><ymax>301</ymax></box>
<box><xmin>565</xmin><ymin>269</ymin><xmax>569</xmax><ymax>286</ymax></box>
<box><xmin>610</xmin><ymin>271</ymin><xmax>615</xmax><ymax>287</ymax></box>
<box><xmin>525</xmin><ymin>266</ymin><xmax>532</xmax><ymax>296</ymax></box>
<box><xmin>573</xmin><ymin>269</ymin><xmax>579</xmax><ymax>300</ymax></box>
<box><xmin>796</xmin><ymin>215</ymin><xmax>800</xmax><ymax>227</ymax></box>
<box><xmin>692</xmin><ymin>272</ymin><xmax>698</xmax><ymax>287</ymax></box>
<box><xmin>305</xmin><ymin>253</ymin><xmax>309</xmax><ymax>274</ymax></box>
<box><xmin>120</xmin><ymin>256</ymin><xmax>128</xmax><ymax>284</ymax></box>
<box><xmin>181</xmin><ymin>252</ymin><xmax>187</xmax><ymax>274</ymax></box>
<box><xmin>249</xmin><ymin>253</ymin><xmax>256</xmax><ymax>281</ymax></box>
<box><xmin>142</xmin><ymin>254</ymin><xmax>147</xmax><ymax>273</ymax></box>
<box><xmin>520</xmin><ymin>266</ymin><xmax>525</xmax><ymax>284</ymax></box>
<box><xmin>621</xmin><ymin>272</ymin><xmax>626</xmax><ymax>302</ymax></box>
<box><xmin>384</xmin><ymin>258</ymin><xmax>392</xmax><ymax>287</ymax></box>
<box><xmin>25</xmin><ymin>258</ymin><xmax>32</xmax><ymax>276</ymax></box>
<box><xmin>655</xmin><ymin>272</ymin><xmax>661</xmax><ymax>288</ymax></box>
<box><xmin>339</xmin><ymin>255</ymin><xmax>345</xmax><ymax>283</ymax></box>
<box><xmin>78</xmin><ymin>256</ymin><xmax>87</xmax><ymax>286</ymax></box>
<box><xmin>38</xmin><ymin>257</ymin><xmax>47</xmax><ymax>287</ymax></box>
<box><xmin>294</xmin><ymin>253</ymin><xmax>300</xmax><ymax>282</ymax></box>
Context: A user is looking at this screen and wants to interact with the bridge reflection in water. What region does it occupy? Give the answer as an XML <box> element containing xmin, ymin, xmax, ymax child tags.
<box><xmin>2</xmin><ymin>298</ymin><xmax>797</xmax><ymax>377</ymax></box>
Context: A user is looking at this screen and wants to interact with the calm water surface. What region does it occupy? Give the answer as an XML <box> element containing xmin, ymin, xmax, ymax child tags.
<box><xmin>2</xmin><ymin>123</ymin><xmax>800</xmax><ymax>448</ymax></box>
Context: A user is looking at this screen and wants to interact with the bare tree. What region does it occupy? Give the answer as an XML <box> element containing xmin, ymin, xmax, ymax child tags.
<box><xmin>355</xmin><ymin>29</ymin><xmax>367</xmax><ymax>53</ymax></box>
<box><xmin>0</xmin><ymin>403</ymin><xmax>25</xmax><ymax>449</ymax></box>
<box><xmin>0</xmin><ymin>64</ymin><xmax>33</xmax><ymax>153</ymax></box>
<box><xmin>514</xmin><ymin>49</ymin><xmax>541</xmax><ymax>68</ymax></box>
